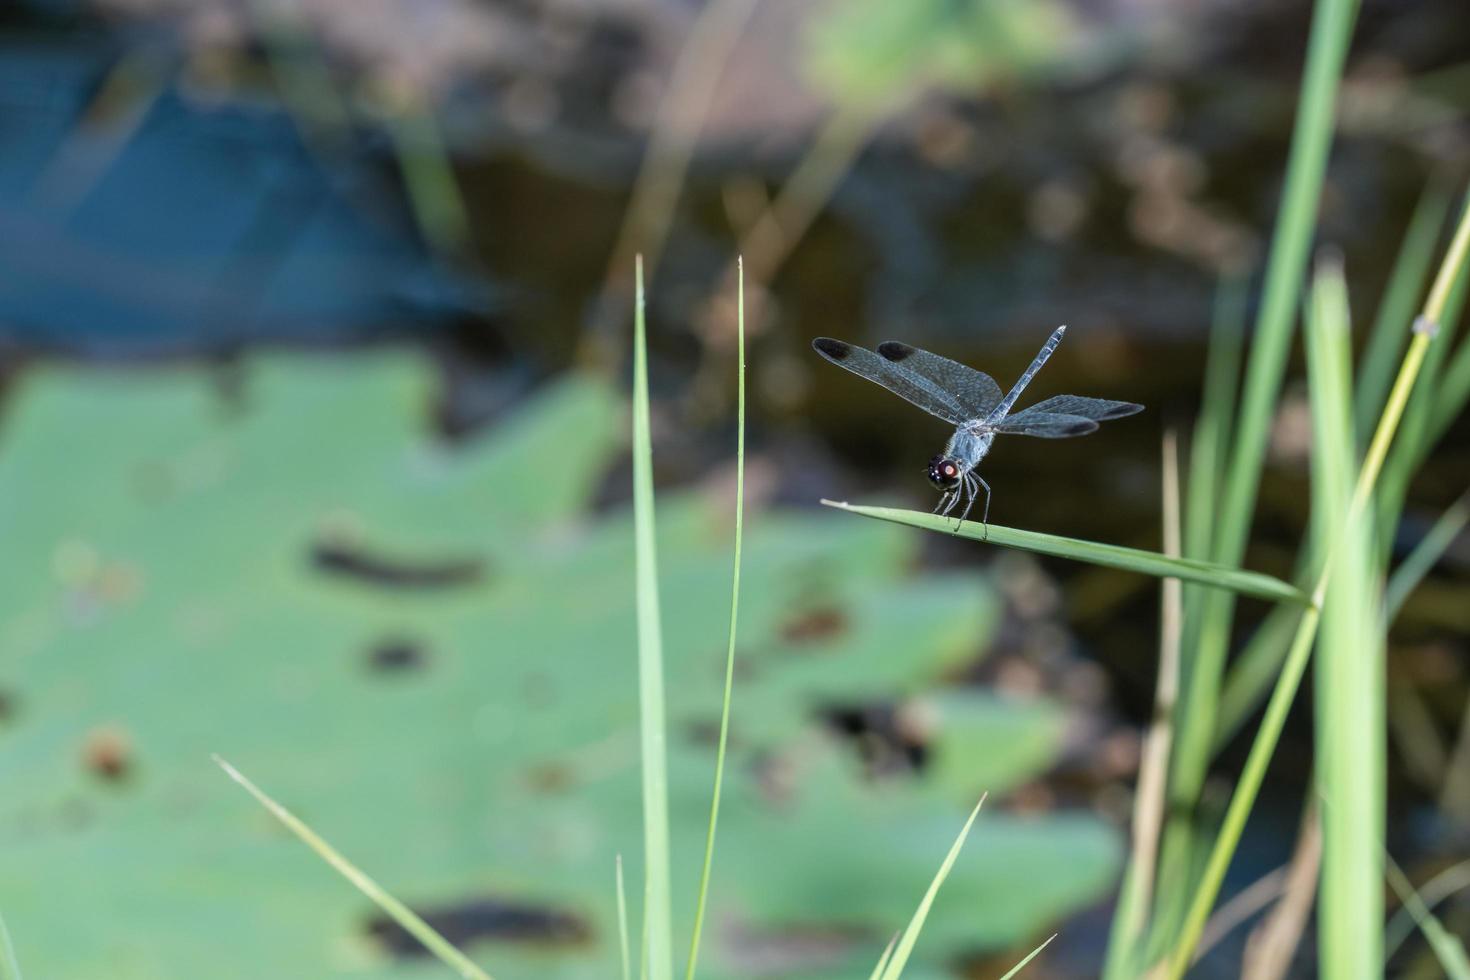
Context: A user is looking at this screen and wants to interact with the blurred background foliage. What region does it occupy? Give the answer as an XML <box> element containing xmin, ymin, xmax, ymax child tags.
<box><xmin>0</xmin><ymin>0</ymin><xmax>1467</xmax><ymax>975</ymax></box>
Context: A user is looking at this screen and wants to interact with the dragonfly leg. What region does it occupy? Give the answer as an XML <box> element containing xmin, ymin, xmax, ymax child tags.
<box><xmin>932</xmin><ymin>491</ymin><xmax>951</xmax><ymax>515</ymax></box>
<box><xmin>957</xmin><ymin>474</ymin><xmax>977</xmax><ymax>525</ymax></box>
<box><xmin>977</xmin><ymin>475</ymin><xmax>992</xmax><ymax>527</ymax></box>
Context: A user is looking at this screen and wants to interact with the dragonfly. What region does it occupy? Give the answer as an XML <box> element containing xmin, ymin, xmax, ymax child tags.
<box><xmin>812</xmin><ymin>325</ymin><xmax>1143</xmax><ymax>525</ymax></box>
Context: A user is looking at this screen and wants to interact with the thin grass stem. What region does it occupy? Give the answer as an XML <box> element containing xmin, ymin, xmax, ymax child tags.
<box><xmin>1355</xmin><ymin>179</ymin><xmax>1454</xmax><ymax>439</ymax></box>
<box><xmin>1103</xmin><ymin>431</ymin><xmax>1185</xmax><ymax>977</ymax></box>
<box><xmin>1384</xmin><ymin>488</ymin><xmax>1470</xmax><ymax>619</ymax></box>
<box><xmin>1384</xmin><ymin>857</ymin><xmax>1470</xmax><ymax>979</ymax></box>
<box><xmin>684</xmin><ymin>259</ymin><xmax>747</xmax><ymax>980</ymax></box>
<box><xmin>1385</xmin><ymin>859</ymin><xmax>1470</xmax><ymax>961</ymax></box>
<box><xmin>213</xmin><ymin>756</ymin><xmax>493</xmax><ymax>980</ymax></box>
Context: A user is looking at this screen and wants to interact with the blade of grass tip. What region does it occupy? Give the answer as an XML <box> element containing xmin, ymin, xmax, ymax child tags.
<box><xmin>617</xmin><ymin>855</ymin><xmax>632</xmax><ymax>980</ymax></box>
<box><xmin>1160</xmin><ymin>177</ymin><xmax>1465</xmax><ymax>978</ymax></box>
<box><xmin>1355</xmin><ymin>179</ymin><xmax>1455</xmax><ymax>441</ymax></box>
<box><xmin>1103</xmin><ymin>430</ymin><xmax>1185</xmax><ymax>979</ymax></box>
<box><xmin>1168</xmin><ymin>0</ymin><xmax>1358</xmax><ymax>816</ymax></box>
<box><xmin>212</xmin><ymin>756</ymin><xmax>493</xmax><ymax>980</ymax></box>
<box><xmin>866</xmin><ymin>932</ymin><xmax>900</xmax><ymax>980</ymax></box>
<box><xmin>997</xmin><ymin>934</ymin><xmax>1057</xmax><ymax>980</ymax></box>
<box><xmin>1385</xmin><ymin>858</ymin><xmax>1470</xmax><ymax>961</ymax></box>
<box><xmin>632</xmin><ymin>255</ymin><xmax>675</xmax><ymax>980</ymax></box>
<box><xmin>1306</xmin><ymin>252</ymin><xmax>1386</xmax><ymax>978</ymax></box>
<box><xmin>685</xmin><ymin>258</ymin><xmax>746</xmax><ymax>980</ymax></box>
<box><xmin>879</xmin><ymin>795</ymin><xmax>987</xmax><ymax>980</ymax></box>
<box><xmin>1384</xmin><ymin>855</ymin><xmax>1470</xmax><ymax>979</ymax></box>
<box><xmin>1384</xmin><ymin>487</ymin><xmax>1470</xmax><ymax>620</ymax></box>
<box><xmin>0</xmin><ymin>907</ymin><xmax>22</xmax><ymax>980</ymax></box>
<box><xmin>818</xmin><ymin>501</ymin><xmax>1306</xmax><ymax>606</ymax></box>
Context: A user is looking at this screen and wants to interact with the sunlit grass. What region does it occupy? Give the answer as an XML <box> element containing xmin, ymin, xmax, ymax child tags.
<box><xmin>820</xmin><ymin>501</ymin><xmax>1306</xmax><ymax>604</ymax></box>
<box><xmin>631</xmin><ymin>255</ymin><xmax>675</xmax><ymax>980</ymax></box>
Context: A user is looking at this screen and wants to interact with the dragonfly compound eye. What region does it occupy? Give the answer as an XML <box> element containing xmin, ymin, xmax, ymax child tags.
<box><xmin>927</xmin><ymin>456</ymin><xmax>961</xmax><ymax>490</ymax></box>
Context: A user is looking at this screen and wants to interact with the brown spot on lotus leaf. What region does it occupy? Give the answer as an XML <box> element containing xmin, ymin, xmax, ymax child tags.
<box><xmin>82</xmin><ymin>725</ymin><xmax>134</xmax><ymax>783</ymax></box>
<box><xmin>779</xmin><ymin>605</ymin><xmax>848</xmax><ymax>645</ymax></box>
<box><xmin>366</xmin><ymin>897</ymin><xmax>592</xmax><ymax>955</ymax></box>
<box><xmin>523</xmin><ymin>762</ymin><xmax>574</xmax><ymax>794</ymax></box>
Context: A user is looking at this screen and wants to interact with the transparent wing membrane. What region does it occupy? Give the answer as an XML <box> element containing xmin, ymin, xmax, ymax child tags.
<box><xmin>875</xmin><ymin>342</ymin><xmax>1003</xmax><ymax>422</ymax></box>
<box><xmin>811</xmin><ymin>338</ymin><xmax>969</xmax><ymax>425</ymax></box>
<box><xmin>990</xmin><ymin>412</ymin><xmax>1099</xmax><ymax>438</ymax></box>
<box><xmin>1013</xmin><ymin>394</ymin><xmax>1143</xmax><ymax>421</ymax></box>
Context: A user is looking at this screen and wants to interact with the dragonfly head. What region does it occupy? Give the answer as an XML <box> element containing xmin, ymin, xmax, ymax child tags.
<box><xmin>927</xmin><ymin>456</ymin><xmax>962</xmax><ymax>491</ymax></box>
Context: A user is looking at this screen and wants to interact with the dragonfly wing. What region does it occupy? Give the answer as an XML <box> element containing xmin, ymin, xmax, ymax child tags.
<box><xmin>991</xmin><ymin>411</ymin><xmax>1099</xmax><ymax>438</ymax></box>
<box><xmin>812</xmin><ymin>338</ymin><xmax>968</xmax><ymax>424</ymax></box>
<box><xmin>875</xmin><ymin>342</ymin><xmax>1003</xmax><ymax>421</ymax></box>
<box><xmin>1019</xmin><ymin>394</ymin><xmax>1143</xmax><ymax>421</ymax></box>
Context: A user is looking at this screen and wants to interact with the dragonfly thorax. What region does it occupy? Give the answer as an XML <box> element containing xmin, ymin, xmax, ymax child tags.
<box><xmin>944</xmin><ymin>427</ymin><xmax>995</xmax><ymax>470</ymax></box>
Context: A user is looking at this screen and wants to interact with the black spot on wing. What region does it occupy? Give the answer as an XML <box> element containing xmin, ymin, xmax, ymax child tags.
<box><xmin>812</xmin><ymin>338</ymin><xmax>852</xmax><ymax>361</ymax></box>
<box><xmin>876</xmin><ymin>341</ymin><xmax>915</xmax><ymax>362</ymax></box>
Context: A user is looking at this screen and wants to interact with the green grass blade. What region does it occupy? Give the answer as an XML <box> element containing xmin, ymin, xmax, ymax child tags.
<box><xmin>1185</xmin><ymin>275</ymin><xmax>1249</xmax><ymax>564</ymax></box>
<box><xmin>1355</xmin><ymin>179</ymin><xmax>1455</xmax><ymax>440</ymax></box>
<box><xmin>213</xmin><ymin>756</ymin><xmax>494</xmax><ymax>980</ymax></box>
<box><xmin>1213</xmin><ymin>604</ymin><xmax>1305</xmax><ymax>750</ymax></box>
<box><xmin>1168</xmin><ymin>0</ymin><xmax>1358</xmax><ymax>810</ymax></box>
<box><xmin>1307</xmin><ymin>255</ymin><xmax>1384</xmax><ymax>979</ymax></box>
<box><xmin>1103</xmin><ymin>432</ymin><xmax>1186</xmax><ymax>979</ymax></box>
<box><xmin>1384</xmin><ymin>859</ymin><xmax>1470</xmax><ymax>962</ymax></box>
<box><xmin>685</xmin><ymin>259</ymin><xmax>747</xmax><ymax>980</ymax></box>
<box><xmin>879</xmin><ymin>795</ymin><xmax>987</xmax><ymax>980</ymax></box>
<box><xmin>1162</xmin><ymin>181</ymin><xmax>1462</xmax><ymax>978</ymax></box>
<box><xmin>617</xmin><ymin>855</ymin><xmax>632</xmax><ymax>980</ymax></box>
<box><xmin>0</xmin><ymin>908</ymin><xmax>21</xmax><ymax>980</ymax></box>
<box><xmin>819</xmin><ymin>501</ymin><xmax>1306</xmax><ymax>605</ymax></box>
<box><xmin>1384</xmin><ymin>857</ymin><xmax>1470</xmax><ymax>979</ymax></box>
<box><xmin>632</xmin><ymin>255</ymin><xmax>675</xmax><ymax>980</ymax></box>
<box><xmin>866</xmin><ymin>933</ymin><xmax>899</xmax><ymax>980</ymax></box>
<box><xmin>996</xmin><ymin>933</ymin><xmax>1057</xmax><ymax>980</ymax></box>
<box><xmin>1384</xmin><ymin>488</ymin><xmax>1470</xmax><ymax>620</ymax></box>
